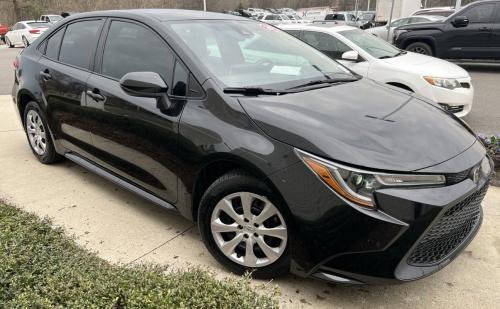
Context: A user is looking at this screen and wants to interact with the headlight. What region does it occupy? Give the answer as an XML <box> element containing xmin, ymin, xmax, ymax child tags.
<box><xmin>296</xmin><ymin>149</ymin><xmax>445</xmax><ymax>209</ymax></box>
<box><xmin>393</xmin><ymin>29</ymin><xmax>408</xmax><ymax>40</ymax></box>
<box><xmin>423</xmin><ymin>76</ymin><xmax>462</xmax><ymax>90</ymax></box>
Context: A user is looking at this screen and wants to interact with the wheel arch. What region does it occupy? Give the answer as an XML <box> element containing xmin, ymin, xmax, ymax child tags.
<box><xmin>17</xmin><ymin>89</ymin><xmax>38</xmax><ymax>126</ymax></box>
<box><xmin>190</xmin><ymin>153</ymin><xmax>286</xmax><ymax>222</ymax></box>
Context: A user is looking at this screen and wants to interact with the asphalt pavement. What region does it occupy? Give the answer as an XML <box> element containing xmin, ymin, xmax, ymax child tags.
<box><xmin>0</xmin><ymin>44</ymin><xmax>498</xmax><ymax>134</ymax></box>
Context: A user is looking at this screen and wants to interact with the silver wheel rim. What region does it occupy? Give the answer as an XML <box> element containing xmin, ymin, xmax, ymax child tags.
<box><xmin>210</xmin><ymin>192</ymin><xmax>287</xmax><ymax>268</ymax></box>
<box><xmin>26</xmin><ymin>110</ymin><xmax>47</xmax><ymax>156</ymax></box>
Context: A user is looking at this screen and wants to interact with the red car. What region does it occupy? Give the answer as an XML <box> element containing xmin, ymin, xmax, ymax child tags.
<box><xmin>0</xmin><ymin>23</ymin><xmax>9</xmax><ymax>43</ymax></box>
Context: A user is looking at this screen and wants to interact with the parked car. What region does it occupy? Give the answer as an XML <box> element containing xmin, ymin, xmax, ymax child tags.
<box><xmin>13</xmin><ymin>9</ymin><xmax>492</xmax><ymax>284</ymax></box>
<box><xmin>280</xmin><ymin>24</ymin><xmax>474</xmax><ymax>117</ymax></box>
<box><xmin>356</xmin><ymin>11</ymin><xmax>376</xmax><ymax>29</ymax></box>
<box><xmin>287</xmin><ymin>14</ymin><xmax>310</xmax><ymax>24</ymax></box>
<box><xmin>367</xmin><ymin>15</ymin><xmax>445</xmax><ymax>42</ymax></box>
<box><xmin>39</xmin><ymin>14</ymin><xmax>63</xmax><ymax>23</ymax></box>
<box><xmin>259</xmin><ymin>13</ymin><xmax>291</xmax><ymax>25</ymax></box>
<box><xmin>324</xmin><ymin>12</ymin><xmax>357</xmax><ymax>26</ymax></box>
<box><xmin>395</xmin><ymin>0</ymin><xmax>500</xmax><ymax>59</ymax></box>
<box><xmin>412</xmin><ymin>6</ymin><xmax>455</xmax><ymax>17</ymax></box>
<box><xmin>4</xmin><ymin>20</ymin><xmax>49</xmax><ymax>47</ymax></box>
<box><xmin>0</xmin><ymin>22</ymin><xmax>9</xmax><ymax>43</ymax></box>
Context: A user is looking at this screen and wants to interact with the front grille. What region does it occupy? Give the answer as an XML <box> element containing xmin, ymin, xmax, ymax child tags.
<box><xmin>408</xmin><ymin>184</ymin><xmax>488</xmax><ymax>266</ymax></box>
<box><xmin>460</xmin><ymin>82</ymin><xmax>471</xmax><ymax>89</ymax></box>
<box><xmin>446</xmin><ymin>168</ymin><xmax>471</xmax><ymax>185</ymax></box>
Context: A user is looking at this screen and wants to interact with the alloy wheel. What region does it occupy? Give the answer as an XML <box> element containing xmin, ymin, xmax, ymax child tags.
<box><xmin>412</xmin><ymin>46</ymin><xmax>427</xmax><ymax>54</ymax></box>
<box><xmin>210</xmin><ymin>192</ymin><xmax>287</xmax><ymax>268</ymax></box>
<box><xmin>26</xmin><ymin>110</ymin><xmax>47</xmax><ymax>156</ymax></box>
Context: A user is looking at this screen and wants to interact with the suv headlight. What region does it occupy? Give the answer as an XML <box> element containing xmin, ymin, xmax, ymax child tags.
<box><xmin>424</xmin><ymin>76</ymin><xmax>462</xmax><ymax>90</ymax></box>
<box><xmin>296</xmin><ymin>149</ymin><xmax>445</xmax><ymax>209</ymax></box>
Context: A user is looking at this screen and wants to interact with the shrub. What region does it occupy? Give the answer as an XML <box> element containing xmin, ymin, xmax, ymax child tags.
<box><xmin>477</xmin><ymin>133</ymin><xmax>500</xmax><ymax>169</ymax></box>
<box><xmin>0</xmin><ymin>203</ymin><xmax>279</xmax><ymax>308</ymax></box>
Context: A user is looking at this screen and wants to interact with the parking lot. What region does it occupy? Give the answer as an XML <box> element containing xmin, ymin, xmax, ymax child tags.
<box><xmin>1</xmin><ymin>44</ymin><xmax>499</xmax><ymax>133</ymax></box>
<box><xmin>0</xmin><ymin>43</ymin><xmax>499</xmax><ymax>308</ymax></box>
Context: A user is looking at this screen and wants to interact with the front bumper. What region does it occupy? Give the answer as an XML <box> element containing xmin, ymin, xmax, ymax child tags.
<box><xmin>270</xmin><ymin>148</ymin><xmax>491</xmax><ymax>284</ymax></box>
<box><xmin>417</xmin><ymin>77</ymin><xmax>474</xmax><ymax>118</ymax></box>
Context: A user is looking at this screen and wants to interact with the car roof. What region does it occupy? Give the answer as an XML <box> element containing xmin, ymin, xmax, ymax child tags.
<box><xmin>72</xmin><ymin>9</ymin><xmax>247</xmax><ymax>21</ymax></box>
<box><xmin>279</xmin><ymin>24</ymin><xmax>357</xmax><ymax>33</ymax></box>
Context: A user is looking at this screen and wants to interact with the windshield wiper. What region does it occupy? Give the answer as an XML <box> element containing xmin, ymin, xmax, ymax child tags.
<box><xmin>287</xmin><ymin>77</ymin><xmax>359</xmax><ymax>90</ymax></box>
<box><xmin>223</xmin><ymin>87</ymin><xmax>289</xmax><ymax>96</ymax></box>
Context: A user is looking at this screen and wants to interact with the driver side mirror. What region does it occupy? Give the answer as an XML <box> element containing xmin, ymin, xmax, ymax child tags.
<box><xmin>341</xmin><ymin>50</ymin><xmax>361</xmax><ymax>62</ymax></box>
<box><xmin>120</xmin><ymin>71</ymin><xmax>172</xmax><ymax>110</ymax></box>
<box><xmin>452</xmin><ymin>16</ymin><xmax>469</xmax><ymax>27</ymax></box>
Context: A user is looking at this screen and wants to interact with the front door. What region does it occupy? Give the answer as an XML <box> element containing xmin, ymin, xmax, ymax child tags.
<box><xmin>85</xmin><ymin>19</ymin><xmax>182</xmax><ymax>203</ymax></box>
<box><xmin>38</xmin><ymin>19</ymin><xmax>105</xmax><ymax>154</ymax></box>
<box><xmin>443</xmin><ymin>2</ymin><xmax>496</xmax><ymax>59</ymax></box>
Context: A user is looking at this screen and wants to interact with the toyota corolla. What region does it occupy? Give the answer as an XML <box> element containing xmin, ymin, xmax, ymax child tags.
<box><xmin>12</xmin><ymin>9</ymin><xmax>493</xmax><ymax>284</ymax></box>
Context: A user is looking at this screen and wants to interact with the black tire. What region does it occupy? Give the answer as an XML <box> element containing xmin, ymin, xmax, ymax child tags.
<box><xmin>405</xmin><ymin>42</ymin><xmax>433</xmax><ymax>56</ymax></box>
<box><xmin>198</xmin><ymin>169</ymin><xmax>291</xmax><ymax>279</ymax></box>
<box><xmin>5</xmin><ymin>37</ymin><xmax>14</xmax><ymax>48</ymax></box>
<box><xmin>23</xmin><ymin>101</ymin><xmax>63</xmax><ymax>164</ymax></box>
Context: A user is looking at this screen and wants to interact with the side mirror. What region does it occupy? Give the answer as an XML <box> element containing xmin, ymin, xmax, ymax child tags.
<box><xmin>120</xmin><ymin>71</ymin><xmax>171</xmax><ymax>110</ymax></box>
<box><xmin>341</xmin><ymin>50</ymin><xmax>360</xmax><ymax>62</ymax></box>
<box><xmin>452</xmin><ymin>16</ymin><xmax>469</xmax><ymax>27</ymax></box>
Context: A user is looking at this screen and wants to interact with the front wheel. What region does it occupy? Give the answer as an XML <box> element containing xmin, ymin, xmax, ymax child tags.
<box><xmin>5</xmin><ymin>37</ymin><xmax>14</xmax><ymax>48</ymax></box>
<box><xmin>405</xmin><ymin>42</ymin><xmax>433</xmax><ymax>56</ymax></box>
<box><xmin>22</xmin><ymin>36</ymin><xmax>29</xmax><ymax>48</ymax></box>
<box><xmin>198</xmin><ymin>170</ymin><xmax>290</xmax><ymax>278</ymax></box>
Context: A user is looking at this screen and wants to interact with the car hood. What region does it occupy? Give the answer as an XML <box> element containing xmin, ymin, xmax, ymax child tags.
<box><xmin>238</xmin><ymin>79</ymin><xmax>476</xmax><ymax>172</ymax></box>
<box><xmin>397</xmin><ymin>21</ymin><xmax>443</xmax><ymax>31</ymax></box>
<box><xmin>381</xmin><ymin>52</ymin><xmax>469</xmax><ymax>78</ymax></box>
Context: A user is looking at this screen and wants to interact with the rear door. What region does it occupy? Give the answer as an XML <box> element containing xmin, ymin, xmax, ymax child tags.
<box><xmin>443</xmin><ymin>1</ymin><xmax>495</xmax><ymax>59</ymax></box>
<box><xmin>85</xmin><ymin>19</ymin><xmax>188</xmax><ymax>203</ymax></box>
<box><xmin>38</xmin><ymin>18</ymin><xmax>105</xmax><ymax>154</ymax></box>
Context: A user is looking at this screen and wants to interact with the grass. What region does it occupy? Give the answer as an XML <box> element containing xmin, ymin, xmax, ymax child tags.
<box><xmin>0</xmin><ymin>203</ymin><xmax>279</xmax><ymax>308</ymax></box>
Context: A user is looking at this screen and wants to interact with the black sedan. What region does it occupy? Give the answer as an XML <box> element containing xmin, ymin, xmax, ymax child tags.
<box><xmin>12</xmin><ymin>9</ymin><xmax>493</xmax><ymax>284</ymax></box>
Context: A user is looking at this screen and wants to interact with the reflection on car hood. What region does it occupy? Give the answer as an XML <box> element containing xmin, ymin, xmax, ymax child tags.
<box><xmin>239</xmin><ymin>79</ymin><xmax>476</xmax><ymax>172</ymax></box>
<box><xmin>381</xmin><ymin>52</ymin><xmax>469</xmax><ymax>78</ymax></box>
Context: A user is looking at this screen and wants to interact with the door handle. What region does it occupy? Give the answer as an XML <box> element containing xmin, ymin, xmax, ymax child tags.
<box><xmin>478</xmin><ymin>27</ymin><xmax>491</xmax><ymax>31</ymax></box>
<box><xmin>39</xmin><ymin>70</ymin><xmax>52</xmax><ymax>80</ymax></box>
<box><xmin>86</xmin><ymin>89</ymin><xmax>105</xmax><ymax>102</ymax></box>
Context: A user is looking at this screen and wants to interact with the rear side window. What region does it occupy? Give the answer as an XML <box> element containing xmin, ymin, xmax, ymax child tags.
<box><xmin>101</xmin><ymin>21</ymin><xmax>174</xmax><ymax>82</ymax></box>
<box><xmin>59</xmin><ymin>19</ymin><xmax>103</xmax><ymax>69</ymax></box>
<box><xmin>45</xmin><ymin>28</ymin><xmax>64</xmax><ymax>60</ymax></box>
<box><xmin>465</xmin><ymin>3</ymin><xmax>495</xmax><ymax>23</ymax></box>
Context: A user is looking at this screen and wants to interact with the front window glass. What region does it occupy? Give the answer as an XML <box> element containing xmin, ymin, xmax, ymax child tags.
<box><xmin>302</xmin><ymin>31</ymin><xmax>352</xmax><ymax>60</ymax></box>
<box><xmin>465</xmin><ymin>3</ymin><xmax>495</xmax><ymax>23</ymax></box>
<box><xmin>167</xmin><ymin>20</ymin><xmax>353</xmax><ymax>90</ymax></box>
<box><xmin>340</xmin><ymin>29</ymin><xmax>400</xmax><ymax>59</ymax></box>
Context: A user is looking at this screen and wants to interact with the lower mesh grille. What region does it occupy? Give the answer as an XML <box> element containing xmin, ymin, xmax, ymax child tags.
<box><xmin>408</xmin><ymin>184</ymin><xmax>488</xmax><ymax>266</ymax></box>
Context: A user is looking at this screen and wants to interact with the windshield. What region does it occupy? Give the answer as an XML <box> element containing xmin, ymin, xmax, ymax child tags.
<box><xmin>340</xmin><ymin>29</ymin><xmax>401</xmax><ymax>59</ymax></box>
<box><xmin>167</xmin><ymin>20</ymin><xmax>354</xmax><ymax>90</ymax></box>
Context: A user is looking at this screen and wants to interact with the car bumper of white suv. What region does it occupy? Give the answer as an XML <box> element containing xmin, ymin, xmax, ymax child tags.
<box><xmin>417</xmin><ymin>77</ymin><xmax>473</xmax><ymax>118</ymax></box>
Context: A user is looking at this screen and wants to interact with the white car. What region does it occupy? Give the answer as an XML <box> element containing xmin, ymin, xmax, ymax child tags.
<box><xmin>279</xmin><ymin>24</ymin><xmax>473</xmax><ymax>117</ymax></box>
<box><xmin>4</xmin><ymin>21</ymin><xmax>50</xmax><ymax>48</ymax></box>
<box><xmin>259</xmin><ymin>13</ymin><xmax>292</xmax><ymax>25</ymax></box>
<box><xmin>367</xmin><ymin>15</ymin><xmax>445</xmax><ymax>42</ymax></box>
<box><xmin>39</xmin><ymin>14</ymin><xmax>63</xmax><ymax>23</ymax></box>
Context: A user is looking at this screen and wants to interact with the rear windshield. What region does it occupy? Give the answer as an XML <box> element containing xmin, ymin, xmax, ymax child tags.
<box><xmin>167</xmin><ymin>20</ymin><xmax>354</xmax><ymax>90</ymax></box>
<box><xmin>27</xmin><ymin>22</ymin><xmax>49</xmax><ymax>28</ymax></box>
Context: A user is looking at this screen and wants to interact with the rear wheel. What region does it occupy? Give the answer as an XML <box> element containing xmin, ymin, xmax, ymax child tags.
<box><xmin>198</xmin><ymin>170</ymin><xmax>290</xmax><ymax>278</ymax></box>
<box><xmin>5</xmin><ymin>37</ymin><xmax>14</xmax><ymax>48</ymax></box>
<box><xmin>406</xmin><ymin>42</ymin><xmax>433</xmax><ymax>56</ymax></box>
<box><xmin>23</xmin><ymin>102</ymin><xmax>62</xmax><ymax>164</ymax></box>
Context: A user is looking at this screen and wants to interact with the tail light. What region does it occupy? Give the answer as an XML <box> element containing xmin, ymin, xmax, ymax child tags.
<box><xmin>29</xmin><ymin>29</ymin><xmax>40</xmax><ymax>34</ymax></box>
